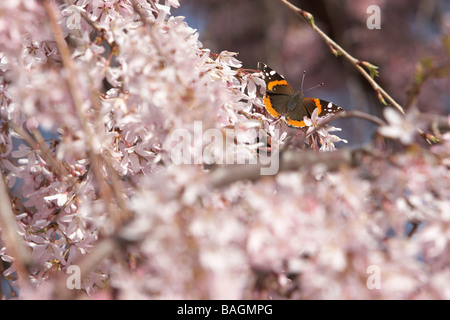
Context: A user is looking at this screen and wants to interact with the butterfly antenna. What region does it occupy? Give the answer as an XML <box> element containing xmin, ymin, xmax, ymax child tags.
<box><xmin>300</xmin><ymin>70</ymin><xmax>306</xmax><ymax>91</ymax></box>
<box><xmin>305</xmin><ymin>82</ymin><xmax>325</xmax><ymax>93</ymax></box>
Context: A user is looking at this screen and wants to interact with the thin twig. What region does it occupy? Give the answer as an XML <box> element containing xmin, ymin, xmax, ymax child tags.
<box><xmin>130</xmin><ymin>0</ymin><xmax>152</xmax><ymax>25</ymax></box>
<box><xmin>278</xmin><ymin>0</ymin><xmax>405</xmax><ymax>115</ymax></box>
<box><xmin>303</xmin><ymin>110</ymin><xmax>387</xmax><ymax>142</ymax></box>
<box><xmin>337</xmin><ymin>110</ymin><xmax>387</xmax><ymax>126</ymax></box>
<box><xmin>9</xmin><ymin>123</ymin><xmax>72</xmax><ymax>183</ymax></box>
<box><xmin>62</xmin><ymin>0</ymin><xmax>116</xmax><ymax>49</ymax></box>
<box><xmin>147</xmin><ymin>0</ymin><xmax>159</xmax><ymax>13</ymax></box>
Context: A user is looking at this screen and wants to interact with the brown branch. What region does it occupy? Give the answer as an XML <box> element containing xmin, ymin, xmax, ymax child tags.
<box><xmin>130</xmin><ymin>0</ymin><xmax>161</xmax><ymax>25</ymax></box>
<box><xmin>40</xmin><ymin>2</ymin><xmax>136</xmax><ymax>299</ymax></box>
<box><xmin>278</xmin><ymin>0</ymin><xmax>405</xmax><ymax>115</ymax></box>
<box><xmin>207</xmin><ymin>146</ymin><xmax>371</xmax><ymax>189</ymax></box>
<box><xmin>0</xmin><ymin>172</ymin><xmax>32</xmax><ymax>286</ymax></box>
<box><xmin>421</xmin><ymin>113</ymin><xmax>450</xmax><ymax>133</ymax></box>
<box><xmin>52</xmin><ymin>236</ymin><xmax>118</xmax><ymax>299</ymax></box>
<box><xmin>302</xmin><ymin>110</ymin><xmax>386</xmax><ymax>143</ymax></box>
<box><xmin>337</xmin><ymin>110</ymin><xmax>387</xmax><ymax>126</ymax></box>
<box><xmin>62</xmin><ymin>0</ymin><xmax>116</xmax><ymax>49</ymax></box>
<box><xmin>10</xmin><ymin>123</ymin><xmax>72</xmax><ymax>183</ymax></box>
<box><xmin>43</xmin><ymin>0</ymin><xmax>133</xmax><ymax>230</ymax></box>
<box><xmin>130</xmin><ymin>0</ymin><xmax>150</xmax><ymax>25</ymax></box>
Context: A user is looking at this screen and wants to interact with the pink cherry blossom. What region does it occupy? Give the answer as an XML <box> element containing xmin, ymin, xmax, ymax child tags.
<box><xmin>378</xmin><ymin>107</ymin><xmax>424</xmax><ymax>145</ymax></box>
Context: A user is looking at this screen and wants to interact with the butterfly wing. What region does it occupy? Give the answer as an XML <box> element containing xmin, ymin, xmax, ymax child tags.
<box><xmin>258</xmin><ymin>63</ymin><xmax>344</xmax><ymax>128</ymax></box>
<box><xmin>308</xmin><ymin>98</ymin><xmax>344</xmax><ymax>119</ymax></box>
<box><xmin>258</xmin><ymin>62</ymin><xmax>295</xmax><ymax>119</ymax></box>
<box><xmin>286</xmin><ymin>98</ymin><xmax>344</xmax><ymax>128</ymax></box>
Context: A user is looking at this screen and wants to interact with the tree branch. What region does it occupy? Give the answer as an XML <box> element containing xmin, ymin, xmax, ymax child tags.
<box><xmin>278</xmin><ymin>0</ymin><xmax>405</xmax><ymax>115</ymax></box>
<box><xmin>43</xmin><ymin>0</ymin><xmax>133</xmax><ymax>230</ymax></box>
<box><xmin>0</xmin><ymin>172</ymin><xmax>32</xmax><ymax>287</ymax></box>
<box><xmin>207</xmin><ymin>146</ymin><xmax>371</xmax><ymax>189</ymax></box>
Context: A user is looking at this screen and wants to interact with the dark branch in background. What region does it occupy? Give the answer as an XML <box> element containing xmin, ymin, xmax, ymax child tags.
<box><xmin>337</xmin><ymin>110</ymin><xmax>387</xmax><ymax>127</ymax></box>
<box><xmin>421</xmin><ymin>113</ymin><xmax>450</xmax><ymax>132</ymax></box>
<box><xmin>207</xmin><ymin>146</ymin><xmax>373</xmax><ymax>189</ymax></box>
<box><xmin>303</xmin><ymin>110</ymin><xmax>387</xmax><ymax>142</ymax></box>
<box><xmin>278</xmin><ymin>0</ymin><xmax>405</xmax><ymax>115</ymax></box>
<box><xmin>208</xmin><ymin>109</ymin><xmax>447</xmax><ymax>190</ymax></box>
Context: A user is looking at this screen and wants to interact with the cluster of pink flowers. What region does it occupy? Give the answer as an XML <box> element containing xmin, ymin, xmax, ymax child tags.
<box><xmin>0</xmin><ymin>0</ymin><xmax>449</xmax><ymax>299</ymax></box>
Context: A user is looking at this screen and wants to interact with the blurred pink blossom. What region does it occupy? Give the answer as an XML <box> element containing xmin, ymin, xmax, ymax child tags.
<box><xmin>0</xmin><ymin>0</ymin><xmax>448</xmax><ymax>300</ymax></box>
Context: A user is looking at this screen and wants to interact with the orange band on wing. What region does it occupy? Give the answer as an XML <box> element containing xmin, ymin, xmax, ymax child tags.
<box><xmin>313</xmin><ymin>98</ymin><xmax>322</xmax><ymax>115</ymax></box>
<box><xmin>286</xmin><ymin>118</ymin><xmax>306</xmax><ymax>128</ymax></box>
<box><xmin>267</xmin><ymin>80</ymin><xmax>289</xmax><ymax>91</ymax></box>
<box><xmin>263</xmin><ymin>95</ymin><xmax>281</xmax><ymax>119</ymax></box>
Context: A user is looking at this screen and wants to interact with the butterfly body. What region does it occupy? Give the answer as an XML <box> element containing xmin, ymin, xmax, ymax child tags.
<box><xmin>258</xmin><ymin>62</ymin><xmax>344</xmax><ymax>128</ymax></box>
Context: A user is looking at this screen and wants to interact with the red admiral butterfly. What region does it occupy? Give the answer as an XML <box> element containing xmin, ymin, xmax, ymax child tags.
<box><xmin>258</xmin><ymin>62</ymin><xmax>344</xmax><ymax>128</ymax></box>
